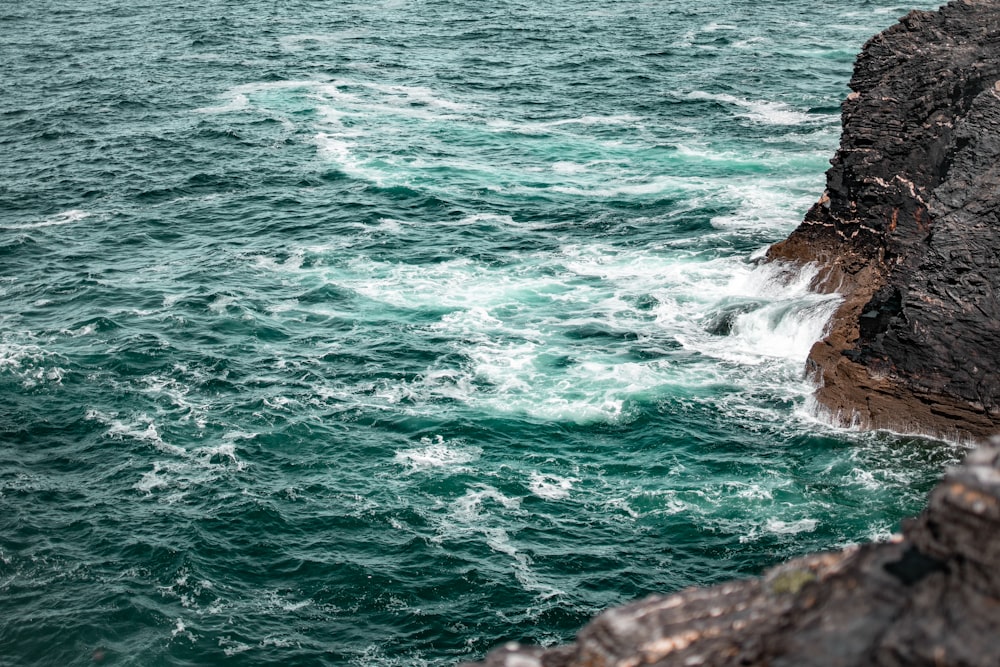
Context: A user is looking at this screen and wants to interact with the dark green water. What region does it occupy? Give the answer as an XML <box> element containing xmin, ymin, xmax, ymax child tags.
<box><xmin>1</xmin><ymin>1</ymin><xmax>957</xmax><ymax>664</ymax></box>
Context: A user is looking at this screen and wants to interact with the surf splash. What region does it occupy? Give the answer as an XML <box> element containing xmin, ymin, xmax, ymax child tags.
<box><xmin>0</xmin><ymin>1</ymin><xmax>956</xmax><ymax>665</ymax></box>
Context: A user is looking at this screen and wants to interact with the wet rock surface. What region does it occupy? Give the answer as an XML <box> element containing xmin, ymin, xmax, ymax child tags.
<box><xmin>768</xmin><ymin>0</ymin><xmax>1000</xmax><ymax>441</ymax></box>
<box><xmin>461</xmin><ymin>445</ymin><xmax>1000</xmax><ymax>667</ymax></box>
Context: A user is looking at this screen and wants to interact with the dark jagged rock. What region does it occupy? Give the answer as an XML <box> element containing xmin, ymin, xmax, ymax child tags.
<box><xmin>767</xmin><ymin>0</ymin><xmax>1000</xmax><ymax>442</ymax></box>
<box><xmin>461</xmin><ymin>445</ymin><xmax>1000</xmax><ymax>667</ymax></box>
<box><xmin>463</xmin><ymin>5</ymin><xmax>1000</xmax><ymax>666</ymax></box>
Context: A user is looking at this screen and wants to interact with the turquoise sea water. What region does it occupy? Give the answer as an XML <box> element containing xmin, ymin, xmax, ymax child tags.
<box><xmin>1</xmin><ymin>1</ymin><xmax>957</xmax><ymax>664</ymax></box>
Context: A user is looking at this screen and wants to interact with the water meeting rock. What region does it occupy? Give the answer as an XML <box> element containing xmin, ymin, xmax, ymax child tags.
<box><xmin>465</xmin><ymin>3</ymin><xmax>1000</xmax><ymax>664</ymax></box>
<box><xmin>462</xmin><ymin>444</ymin><xmax>1000</xmax><ymax>667</ymax></box>
<box><xmin>768</xmin><ymin>0</ymin><xmax>1000</xmax><ymax>441</ymax></box>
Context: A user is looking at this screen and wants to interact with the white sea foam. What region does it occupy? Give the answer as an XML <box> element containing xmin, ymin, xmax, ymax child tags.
<box><xmin>865</xmin><ymin>525</ymin><xmax>897</xmax><ymax>543</ymax></box>
<box><xmin>314</xmin><ymin>133</ymin><xmax>365</xmax><ymax>175</ymax></box>
<box><xmin>362</xmin><ymin>82</ymin><xmax>472</xmax><ymax>111</ymax></box>
<box><xmin>65</xmin><ymin>323</ymin><xmax>96</xmax><ymax>337</ymax></box>
<box><xmin>1</xmin><ymin>209</ymin><xmax>89</xmax><ymax>230</ymax></box>
<box><xmin>262</xmin><ymin>233</ymin><xmax>841</xmax><ymax>426</ymax></box>
<box><xmin>194</xmin><ymin>443</ymin><xmax>247</xmax><ymax>471</ymax></box>
<box><xmin>550</xmin><ymin>175</ymin><xmax>712</xmax><ymax>198</ymax></box>
<box><xmin>764</xmin><ymin>518</ymin><xmax>818</xmax><ymax>535</ymax></box>
<box><xmin>669</xmin><ymin>260</ymin><xmax>840</xmax><ymax>365</ymax></box>
<box><xmin>687</xmin><ymin>90</ymin><xmax>819</xmax><ymax>125</ymax></box>
<box><xmin>434</xmin><ymin>485</ymin><xmax>562</xmax><ymax>598</ymax></box>
<box><xmin>208</xmin><ymin>294</ymin><xmax>235</xmax><ymax>314</ymax></box>
<box><xmin>487</xmin><ymin>114</ymin><xmax>641</xmax><ymax>135</ymax></box>
<box><xmin>528</xmin><ymin>472</ymin><xmax>576</xmax><ymax>500</ymax></box>
<box><xmin>710</xmin><ymin>179</ymin><xmax>819</xmax><ymax>231</ymax></box>
<box><xmin>106</xmin><ymin>417</ymin><xmax>187</xmax><ymax>456</ymax></box>
<box><xmin>450</xmin><ymin>485</ymin><xmax>521</xmax><ymax>523</ymax></box>
<box><xmin>193</xmin><ymin>94</ymin><xmax>249</xmax><ymax>114</ymax></box>
<box><xmin>162</xmin><ymin>293</ymin><xmax>184</xmax><ymax>308</ymax></box>
<box><xmin>219</xmin><ymin>637</ymin><xmax>253</xmax><ymax>656</ymax></box>
<box><xmin>394</xmin><ymin>435</ymin><xmax>481</xmax><ymax>471</ymax></box>
<box><xmin>0</xmin><ymin>340</ymin><xmax>45</xmax><ymax>371</ymax></box>
<box><xmin>451</xmin><ymin>213</ymin><xmax>518</xmax><ymax>227</ymax></box>
<box><xmin>849</xmin><ymin>467</ymin><xmax>883</xmax><ymax>491</ymax></box>
<box><xmin>205</xmin><ymin>72</ymin><xmax>841</xmax><ymax>429</ymax></box>
<box><xmin>728</xmin><ymin>482</ymin><xmax>774</xmax><ymax>501</ymax></box>
<box><xmin>704</xmin><ymin>22</ymin><xmax>738</xmax><ymax>31</ymax></box>
<box><xmin>603</xmin><ymin>497</ymin><xmax>640</xmax><ymax>519</ymax></box>
<box><xmin>170</xmin><ymin>619</ymin><xmax>190</xmax><ymax>640</ymax></box>
<box><xmin>92</xmin><ymin>407</ymin><xmax>249</xmax><ymax>496</ymax></box>
<box><xmin>732</xmin><ymin>36</ymin><xmax>771</xmax><ymax>49</ymax></box>
<box><xmin>551</xmin><ymin>161</ymin><xmax>587</xmax><ymax>174</ymax></box>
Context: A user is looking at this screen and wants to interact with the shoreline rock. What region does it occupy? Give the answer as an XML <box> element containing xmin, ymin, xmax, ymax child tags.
<box><xmin>462</xmin><ymin>444</ymin><xmax>1000</xmax><ymax>667</ymax></box>
<box><xmin>768</xmin><ymin>0</ymin><xmax>1000</xmax><ymax>442</ymax></box>
<box><xmin>464</xmin><ymin>3</ymin><xmax>1000</xmax><ymax>665</ymax></box>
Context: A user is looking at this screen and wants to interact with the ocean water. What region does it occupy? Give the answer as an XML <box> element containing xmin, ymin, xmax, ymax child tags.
<box><xmin>0</xmin><ymin>1</ymin><xmax>956</xmax><ymax>665</ymax></box>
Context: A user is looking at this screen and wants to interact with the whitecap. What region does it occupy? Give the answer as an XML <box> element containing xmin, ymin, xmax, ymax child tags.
<box><xmin>1</xmin><ymin>210</ymin><xmax>89</xmax><ymax>230</ymax></box>
<box><xmin>107</xmin><ymin>418</ymin><xmax>186</xmax><ymax>456</ymax></box>
<box><xmin>450</xmin><ymin>485</ymin><xmax>521</xmax><ymax>523</ymax></box>
<box><xmin>764</xmin><ymin>518</ymin><xmax>818</xmax><ymax>535</ymax></box>
<box><xmin>194</xmin><ymin>443</ymin><xmax>247</xmax><ymax>471</ymax></box>
<box><xmin>551</xmin><ymin>161</ymin><xmax>587</xmax><ymax>174</ymax></box>
<box><xmin>219</xmin><ymin>637</ymin><xmax>253</xmax><ymax>656</ymax></box>
<box><xmin>0</xmin><ymin>340</ymin><xmax>45</xmax><ymax>371</ymax></box>
<box><xmin>393</xmin><ymin>435</ymin><xmax>481</xmax><ymax>471</ymax></box>
<box><xmin>603</xmin><ymin>497</ymin><xmax>640</xmax><ymax>519</ymax></box>
<box><xmin>162</xmin><ymin>293</ymin><xmax>184</xmax><ymax>308</ymax></box>
<box><xmin>687</xmin><ymin>90</ymin><xmax>820</xmax><ymax>125</ymax></box>
<box><xmin>451</xmin><ymin>212</ymin><xmax>518</xmax><ymax>227</ymax></box>
<box><xmin>171</xmin><ymin>619</ymin><xmax>188</xmax><ymax>639</ymax></box>
<box><xmin>314</xmin><ymin>132</ymin><xmax>387</xmax><ymax>184</ymax></box>
<box><xmin>207</xmin><ymin>295</ymin><xmax>235</xmax><ymax>314</ymax></box>
<box><xmin>528</xmin><ymin>472</ymin><xmax>576</xmax><ymax>500</ymax></box>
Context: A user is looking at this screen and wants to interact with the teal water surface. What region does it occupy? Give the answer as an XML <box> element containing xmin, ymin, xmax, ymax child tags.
<box><xmin>1</xmin><ymin>1</ymin><xmax>955</xmax><ymax>665</ymax></box>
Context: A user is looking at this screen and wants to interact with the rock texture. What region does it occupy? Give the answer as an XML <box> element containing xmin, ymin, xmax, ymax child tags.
<box><xmin>461</xmin><ymin>444</ymin><xmax>1000</xmax><ymax>667</ymax></box>
<box><xmin>767</xmin><ymin>0</ymin><xmax>1000</xmax><ymax>442</ymax></box>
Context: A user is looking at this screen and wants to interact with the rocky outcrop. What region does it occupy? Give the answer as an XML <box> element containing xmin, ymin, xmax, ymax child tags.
<box><xmin>767</xmin><ymin>0</ymin><xmax>1000</xmax><ymax>442</ymax></box>
<box><xmin>463</xmin><ymin>5</ymin><xmax>1000</xmax><ymax>666</ymax></box>
<box><xmin>462</xmin><ymin>444</ymin><xmax>1000</xmax><ymax>667</ymax></box>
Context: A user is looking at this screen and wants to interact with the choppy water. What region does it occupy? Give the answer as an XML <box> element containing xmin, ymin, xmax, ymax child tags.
<box><xmin>1</xmin><ymin>1</ymin><xmax>957</xmax><ymax>665</ymax></box>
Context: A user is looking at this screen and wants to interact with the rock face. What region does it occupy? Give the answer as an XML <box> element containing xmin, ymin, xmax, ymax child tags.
<box><xmin>463</xmin><ymin>5</ymin><xmax>1000</xmax><ymax>666</ymax></box>
<box><xmin>462</xmin><ymin>444</ymin><xmax>1000</xmax><ymax>667</ymax></box>
<box><xmin>767</xmin><ymin>0</ymin><xmax>1000</xmax><ymax>442</ymax></box>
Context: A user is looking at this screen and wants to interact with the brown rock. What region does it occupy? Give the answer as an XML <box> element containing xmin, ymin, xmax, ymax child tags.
<box><xmin>768</xmin><ymin>0</ymin><xmax>1000</xmax><ymax>442</ymax></box>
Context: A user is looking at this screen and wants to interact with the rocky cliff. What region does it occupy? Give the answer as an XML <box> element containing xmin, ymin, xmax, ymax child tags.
<box><xmin>463</xmin><ymin>3</ymin><xmax>1000</xmax><ymax>665</ymax></box>
<box><xmin>462</xmin><ymin>444</ymin><xmax>1000</xmax><ymax>667</ymax></box>
<box><xmin>768</xmin><ymin>0</ymin><xmax>1000</xmax><ymax>442</ymax></box>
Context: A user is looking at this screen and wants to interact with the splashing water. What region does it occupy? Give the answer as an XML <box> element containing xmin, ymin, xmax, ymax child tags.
<box><xmin>0</xmin><ymin>0</ymin><xmax>957</xmax><ymax>665</ymax></box>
